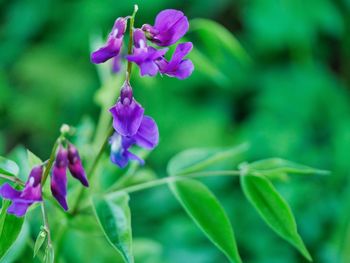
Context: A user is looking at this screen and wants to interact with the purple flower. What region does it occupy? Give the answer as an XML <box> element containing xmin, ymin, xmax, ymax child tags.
<box><xmin>91</xmin><ymin>18</ymin><xmax>127</xmax><ymax>64</ymax></box>
<box><xmin>109</xmin><ymin>82</ymin><xmax>159</xmax><ymax>168</ymax></box>
<box><xmin>109</xmin><ymin>82</ymin><xmax>145</xmax><ymax>136</ymax></box>
<box><xmin>0</xmin><ymin>166</ymin><xmax>43</xmax><ymax>217</ymax></box>
<box><xmin>67</xmin><ymin>144</ymin><xmax>89</xmax><ymax>187</ymax></box>
<box><xmin>142</xmin><ymin>9</ymin><xmax>189</xmax><ymax>47</ymax></box>
<box><xmin>51</xmin><ymin>147</ymin><xmax>68</xmax><ymax>211</ymax></box>
<box><xmin>126</xmin><ymin>29</ymin><xmax>168</xmax><ymax>76</ymax></box>
<box><xmin>157</xmin><ymin>42</ymin><xmax>194</xmax><ymax>79</ymax></box>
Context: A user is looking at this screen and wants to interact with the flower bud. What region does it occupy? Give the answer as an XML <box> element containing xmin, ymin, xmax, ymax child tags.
<box><xmin>51</xmin><ymin>146</ymin><xmax>68</xmax><ymax>211</ymax></box>
<box><xmin>67</xmin><ymin>144</ymin><xmax>89</xmax><ymax>187</ymax></box>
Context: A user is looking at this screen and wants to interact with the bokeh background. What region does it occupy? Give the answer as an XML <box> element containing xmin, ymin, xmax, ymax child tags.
<box><xmin>1</xmin><ymin>0</ymin><xmax>350</xmax><ymax>262</ymax></box>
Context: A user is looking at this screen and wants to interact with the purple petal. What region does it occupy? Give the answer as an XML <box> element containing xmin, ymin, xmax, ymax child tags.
<box><xmin>110</xmin><ymin>99</ymin><xmax>144</xmax><ymax>137</ymax></box>
<box><xmin>165</xmin><ymin>59</ymin><xmax>194</xmax><ymax>79</ymax></box>
<box><xmin>133</xmin><ymin>29</ymin><xmax>148</xmax><ymax>49</ymax></box>
<box><xmin>144</xmin><ymin>9</ymin><xmax>189</xmax><ymax>46</ymax></box>
<box><xmin>168</xmin><ymin>42</ymin><xmax>193</xmax><ymax>67</ymax></box>
<box><xmin>7</xmin><ymin>202</ymin><xmax>31</xmax><ymax>217</ymax></box>
<box><xmin>0</xmin><ymin>183</ymin><xmax>21</xmax><ymax>200</ymax></box>
<box><xmin>126</xmin><ymin>47</ymin><xmax>167</xmax><ymax>77</ymax></box>
<box><xmin>91</xmin><ymin>37</ymin><xmax>123</xmax><ymax>63</ymax></box>
<box><xmin>91</xmin><ymin>18</ymin><xmax>126</xmax><ymax>64</ymax></box>
<box><xmin>111</xmin><ymin>18</ymin><xmax>127</xmax><ymax>38</ymax></box>
<box><xmin>51</xmin><ymin>165</ymin><xmax>68</xmax><ymax>210</ymax></box>
<box><xmin>157</xmin><ymin>42</ymin><xmax>194</xmax><ymax>79</ymax></box>
<box><xmin>140</xmin><ymin>61</ymin><xmax>159</xmax><ymax>76</ymax></box>
<box><xmin>110</xmin><ymin>149</ymin><xmax>129</xmax><ymax>168</ymax></box>
<box><xmin>26</xmin><ymin>166</ymin><xmax>43</xmax><ymax>187</ymax></box>
<box><xmin>112</xmin><ymin>54</ymin><xmax>122</xmax><ymax>73</ymax></box>
<box><xmin>134</xmin><ymin>116</ymin><xmax>159</xmax><ymax>149</ymax></box>
<box><xmin>68</xmin><ymin>161</ymin><xmax>89</xmax><ymax>187</ymax></box>
<box><xmin>124</xmin><ymin>150</ymin><xmax>145</xmax><ymax>165</ymax></box>
<box><xmin>67</xmin><ymin>144</ymin><xmax>89</xmax><ymax>187</ymax></box>
<box><xmin>21</xmin><ymin>184</ymin><xmax>42</xmax><ymax>202</ymax></box>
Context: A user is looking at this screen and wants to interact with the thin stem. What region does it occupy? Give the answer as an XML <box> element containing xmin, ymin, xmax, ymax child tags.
<box><xmin>0</xmin><ymin>173</ymin><xmax>25</xmax><ymax>186</ymax></box>
<box><xmin>41</xmin><ymin>137</ymin><xmax>61</xmax><ymax>185</ymax></box>
<box><xmin>126</xmin><ymin>4</ymin><xmax>138</xmax><ymax>82</ymax></box>
<box><xmin>108</xmin><ymin>170</ymin><xmax>241</xmax><ymax>195</ymax></box>
<box><xmin>41</xmin><ymin>202</ymin><xmax>52</xmax><ymax>247</ymax></box>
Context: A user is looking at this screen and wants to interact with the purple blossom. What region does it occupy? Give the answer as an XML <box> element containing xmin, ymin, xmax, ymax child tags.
<box><xmin>142</xmin><ymin>9</ymin><xmax>189</xmax><ymax>47</ymax></box>
<box><xmin>109</xmin><ymin>82</ymin><xmax>159</xmax><ymax>168</ymax></box>
<box><xmin>0</xmin><ymin>166</ymin><xmax>43</xmax><ymax>217</ymax></box>
<box><xmin>91</xmin><ymin>18</ymin><xmax>127</xmax><ymax>64</ymax></box>
<box><xmin>109</xmin><ymin>82</ymin><xmax>144</xmax><ymax>136</ymax></box>
<box><xmin>126</xmin><ymin>29</ymin><xmax>168</xmax><ymax>76</ymax></box>
<box><xmin>67</xmin><ymin>144</ymin><xmax>89</xmax><ymax>187</ymax></box>
<box><xmin>157</xmin><ymin>42</ymin><xmax>194</xmax><ymax>79</ymax></box>
<box><xmin>51</xmin><ymin>147</ymin><xmax>68</xmax><ymax>211</ymax></box>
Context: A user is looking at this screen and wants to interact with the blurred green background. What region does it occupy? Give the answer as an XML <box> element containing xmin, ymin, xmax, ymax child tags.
<box><xmin>1</xmin><ymin>0</ymin><xmax>350</xmax><ymax>262</ymax></box>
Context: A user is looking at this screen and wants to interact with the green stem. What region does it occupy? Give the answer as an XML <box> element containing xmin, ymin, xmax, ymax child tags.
<box><xmin>0</xmin><ymin>173</ymin><xmax>25</xmax><ymax>186</ymax></box>
<box><xmin>126</xmin><ymin>4</ymin><xmax>138</xmax><ymax>81</ymax></box>
<box><xmin>41</xmin><ymin>137</ymin><xmax>62</xmax><ymax>185</ymax></box>
<box><xmin>108</xmin><ymin>170</ymin><xmax>241</xmax><ymax>195</ymax></box>
<box><xmin>41</xmin><ymin>202</ymin><xmax>53</xmax><ymax>250</ymax></box>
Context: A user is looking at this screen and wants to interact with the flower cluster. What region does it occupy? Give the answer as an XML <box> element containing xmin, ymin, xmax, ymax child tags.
<box><xmin>91</xmin><ymin>9</ymin><xmax>194</xmax><ymax>168</ymax></box>
<box><xmin>109</xmin><ymin>82</ymin><xmax>159</xmax><ymax>167</ymax></box>
<box><xmin>51</xmin><ymin>144</ymin><xmax>88</xmax><ymax>210</ymax></box>
<box><xmin>0</xmin><ymin>143</ymin><xmax>88</xmax><ymax>216</ymax></box>
<box><xmin>91</xmin><ymin>9</ymin><xmax>194</xmax><ymax>79</ymax></box>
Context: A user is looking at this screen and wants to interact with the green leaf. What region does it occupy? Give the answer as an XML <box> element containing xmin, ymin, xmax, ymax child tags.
<box><xmin>0</xmin><ymin>200</ymin><xmax>25</xmax><ymax>260</ymax></box>
<box><xmin>27</xmin><ymin>150</ymin><xmax>43</xmax><ymax>170</ymax></box>
<box><xmin>92</xmin><ymin>192</ymin><xmax>133</xmax><ymax>263</ymax></box>
<box><xmin>44</xmin><ymin>244</ymin><xmax>54</xmax><ymax>263</ymax></box>
<box><xmin>248</xmin><ymin>158</ymin><xmax>329</xmax><ymax>176</ymax></box>
<box><xmin>0</xmin><ymin>156</ymin><xmax>19</xmax><ymax>177</ymax></box>
<box><xmin>167</xmin><ymin>143</ymin><xmax>249</xmax><ymax>176</ymax></box>
<box><xmin>190</xmin><ymin>19</ymin><xmax>250</xmax><ymax>64</ymax></box>
<box><xmin>240</xmin><ymin>175</ymin><xmax>312</xmax><ymax>261</ymax></box>
<box><xmin>33</xmin><ymin>229</ymin><xmax>46</xmax><ymax>258</ymax></box>
<box><xmin>169</xmin><ymin>179</ymin><xmax>242</xmax><ymax>263</ymax></box>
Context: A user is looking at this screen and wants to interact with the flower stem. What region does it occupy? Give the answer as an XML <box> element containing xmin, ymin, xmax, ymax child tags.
<box><xmin>0</xmin><ymin>173</ymin><xmax>25</xmax><ymax>186</ymax></box>
<box><xmin>41</xmin><ymin>137</ymin><xmax>61</xmax><ymax>185</ymax></box>
<box><xmin>40</xmin><ymin>202</ymin><xmax>53</xmax><ymax>252</ymax></box>
<box><xmin>126</xmin><ymin>4</ymin><xmax>138</xmax><ymax>82</ymax></box>
<box><xmin>108</xmin><ymin>170</ymin><xmax>241</xmax><ymax>195</ymax></box>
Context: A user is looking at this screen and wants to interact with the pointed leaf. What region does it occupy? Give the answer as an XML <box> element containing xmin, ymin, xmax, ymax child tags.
<box><xmin>249</xmin><ymin>158</ymin><xmax>329</xmax><ymax>176</ymax></box>
<box><xmin>0</xmin><ymin>157</ymin><xmax>19</xmax><ymax>177</ymax></box>
<box><xmin>240</xmin><ymin>175</ymin><xmax>312</xmax><ymax>261</ymax></box>
<box><xmin>0</xmin><ymin>200</ymin><xmax>25</xmax><ymax>260</ymax></box>
<box><xmin>92</xmin><ymin>192</ymin><xmax>133</xmax><ymax>263</ymax></box>
<box><xmin>169</xmin><ymin>179</ymin><xmax>242</xmax><ymax>263</ymax></box>
<box><xmin>44</xmin><ymin>244</ymin><xmax>54</xmax><ymax>263</ymax></box>
<box><xmin>167</xmin><ymin>143</ymin><xmax>249</xmax><ymax>176</ymax></box>
<box><xmin>33</xmin><ymin>229</ymin><xmax>46</xmax><ymax>258</ymax></box>
<box><xmin>27</xmin><ymin>150</ymin><xmax>43</xmax><ymax>170</ymax></box>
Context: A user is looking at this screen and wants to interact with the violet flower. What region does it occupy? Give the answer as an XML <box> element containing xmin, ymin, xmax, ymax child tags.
<box><xmin>0</xmin><ymin>166</ymin><xmax>43</xmax><ymax>217</ymax></box>
<box><xmin>109</xmin><ymin>82</ymin><xmax>159</xmax><ymax>168</ymax></box>
<box><xmin>126</xmin><ymin>29</ymin><xmax>168</xmax><ymax>76</ymax></box>
<box><xmin>51</xmin><ymin>147</ymin><xmax>68</xmax><ymax>211</ymax></box>
<box><xmin>67</xmin><ymin>144</ymin><xmax>89</xmax><ymax>187</ymax></box>
<box><xmin>157</xmin><ymin>42</ymin><xmax>194</xmax><ymax>79</ymax></box>
<box><xmin>91</xmin><ymin>18</ymin><xmax>127</xmax><ymax>64</ymax></box>
<box><xmin>142</xmin><ymin>9</ymin><xmax>189</xmax><ymax>47</ymax></box>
